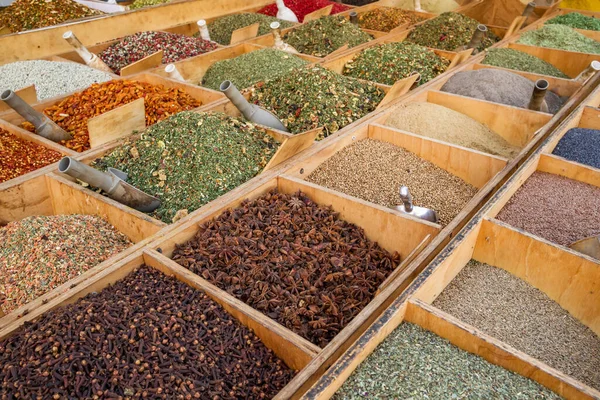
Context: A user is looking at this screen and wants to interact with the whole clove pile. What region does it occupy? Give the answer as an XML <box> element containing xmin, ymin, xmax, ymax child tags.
<box><xmin>358</xmin><ymin>7</ymin><xmax>427</xmax><ymax>32</ymax></box>
<box><xmin>482</xmin><ymin>48</ymin><xmax>569</xmax><ymax>78</ymax></box>
<box><xmin>172</xmin><ymin>190</ymin><xmax>400</xmax><ymax>347</ymax></box>
<box><xmin>257</xmin><ymin>0</ymin><xmax>350</xmax><ymax>23</ymax></box>
<box><xmin>517</xmin><ymin>24</ymin><xmax>600</xmax><ymax>54</ymax></box>
<box><xmin>547</xmin><ymin>12</ymin><xmax>600</xmax><ymax>31</ymax></box>
<box><xmin>0</xmin><ymin>266</ymin><xmax>295</xmax><ymax>398</ymax></box>
<box><xmin>205</xmin><ymin>13</ymin><xmax>294</xmax><ymax>45</ymax></box>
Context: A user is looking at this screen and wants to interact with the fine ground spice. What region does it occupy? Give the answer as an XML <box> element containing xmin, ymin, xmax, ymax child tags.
<box><xmin>92</xmin><ymin>111</ymin><xmax>276</xmax><ymax>223</ymax></box>
<box><xmin>257</xmin><ymin>0</ymin><xmax>350</xmax><ymax>23</ymax></box>
<box><xmin>205</xmin><ymin>13</ymin><xmax>294</xmax><ymax>46</ymax></box>
<box><xmin>440</xmin><ymin>69</ymin><xmax>564</xmax><ymax>114</ymax></box>
<box><xmin>171</xmin><ymin>190</ymin><xmax>400</xmax><ymax>348</ymax></box>
<box><xmin>248</xmin><ymin>65</ymin><xmax>384</xmax><ymax>137</ymax></box>
<box><xmin>385</xmin><ymin>102</ymin><xmax>520</xmax><ymax>158</ymax></box>
<box><xmin>0</xmin><ymin>266</ymin><xmax>295</xmax><ymax>398</ymax></box>
<box><xmin>283</xmin><ymin>16</ymin><xmax>373</xmax><ymax>57</ymax></box>
<box><xmin>98</xmin><ymin>31</ymin><xmax>218</xmax><ymax>75</ymax></box>
<box><xmin>334</xmin><ymin>322</ymin><xmax>562</xmax><ymax>399</ymax></box>
<box><xmin>342</xmin><ymin>42</ymin><xmax>450</xmax><ymax>86</ymax></box>
<box><xmin>547</xmin><ymin>12</ymin><xmax>600</xmax><ymax>31</ymax></box>
<box><xmin>393</xmin><ymin>0</ymin><xmax>459</xmax><ymax>13</ymax></box>
<box><xmin>306</xmin><ymin>139</ymin><xmax>478</xmax><ymax>226</ymax></box>
<box><xmin>407</xmin><ymin>12</ymin><xmax>500</xmax><ymax>52</ymax></box>
<box><xmin>358</xmin><ymin>7</ymin><xmax>426</xmax><ymax>32</ymax></box>
<box><xmin>202</xmin><ymin>48</ymin><xmax>308</xmax><ymax>91</ymax></box>
<box><xmin>434</xmin><ymin>260</ymin><xmax>600</xmax><ymax>389</ymax></box>
<box><xmin>482</xmin><ymin>48</ymin><xmax>569</xmax><ymax>79</ymax></box>
<box><xmin>0</xmin><ymin>128</ymin><xmax>62</xmax><ymax>183</ymax></box>
<box><xmin>517</xmin><ymin>24</ymin><xmax>600</xmax><ymax>54</ymax></box>
<box><xmin>0</xmin><ymin>215</ymin><xmax>131</xmax><ymax>314</ymax></box>
<box><xmin>495</xmin><ymin>171</ymin><xmax>600</xmax><ymax>247</ymax></box>
<box><xmin>129</xmin><ymin>0</ymin><xmax>166</xmax><ymax>10</ymax></box>
<box><xmin>553</xmin><ymin>127</ymin><xmax>600</xmax><ymax>169</ymax></box>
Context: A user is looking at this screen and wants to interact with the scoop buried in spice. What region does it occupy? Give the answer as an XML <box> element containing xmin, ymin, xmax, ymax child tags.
<box><xmin>58</xmin><ymin>157</ymin><xmax>161</xmax><ymax>212</ymax></box>
<box><xmin>271</xmin><ymin>21</ymin><xmax>299</xmax><ymax>53</ymax></box>
<box><xmin>197</xmin><ymin>19</ymin><xmax>211</xmax><ymax>41</ymax></box>
<box><xmin>62</xmin><ymin>31</ymin><xmax>113</xmax><ymax>74</ymax></box>
<box><xmin>527</xmin><ymin>79</ymin><xmax>549</xmax><ymax>112</ymax></box>
<box><xmin>392</xmin><ymin>186</ymin><xmax>439</xmax><ymax>223</ymax></box>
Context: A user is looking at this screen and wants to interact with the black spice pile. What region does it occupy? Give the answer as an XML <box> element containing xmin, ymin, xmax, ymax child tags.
<box><xmin>172</xmin><ymin>190</ymin><xmax>400</xmax><ymax>347</ymax></box>
<box><xmin>0</xmin><ymin>266</ymin><xmax>294</xmax><ymax>398</ymax></box>
<box><xmin>205</xmin><ymin>13</ymin><xmax>294</xmax><ymax>45</ymax></box>
<box><xmin>553</xmin><ymin>127</ymin><xmax>600</xmax><ymax>169</ymax></box>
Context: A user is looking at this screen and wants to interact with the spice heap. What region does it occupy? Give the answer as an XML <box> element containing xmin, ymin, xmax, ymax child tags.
<box><xmin>93</xmin><ymin>112</ymin><xmax>276</xmax><ymax>223</ymax></box>
<box><xmin>306</xmin><ymin>139</ymin><xmax>477</xmax><ymax>225</ymax></box>
<box><xmin>335</xmin><ymin>322</ymin><xmax>562</xmax><ymax>399</ymax></box>
<box><xmin>342</xmin><ymin>42</ymin><xmax>450</xmax><ymax>86</ymax></box>
<box><xmin>283</xmin><ymin>16</ymin><xmax>373</xmax><ymax>57</ymax></box>
<box><xmin>257</xmin><ymin>0</ymin><xmax>350</xmax><ymax>23</ymax></box>
<box><xmin>22</xmin><ymin>80</ymin><xmax>200</xmax><ymax>152</ymax></box>
<box><xmin>129</xmin><ymin>0</ymin><xmax>166</xmax><ymax>10</ymax></box>
<box><xmin>342</xmin><ymin>0</ymin><xmax>377</xmax><ymax>5</ymax></box>
<box><xmin>440</xmin><ymin>69</ymin><xmax>564</xmax><ymax>114</ymax></box>
<box><xmin>0</xmin><ymin>60</ymin><xmax>113</xmax><ymax>101</ymax></box>
<box><xmin>248</xmin><ymin>65</ymin><xmax>384</xmax><ymax>137</ymax></box>
<box><xmin>496</xmin><ymin>172</ymin><xmax>600</xmax><ymax>247</ymax></box>
<box><xmin>98</xmin><ymin>31</ymin><xmax>217</xmax><ymax>75</ymax></box>
<box><xmin>0</xmin><ymin>0</ymin><xmax>101</xmax><ymax>33</ymax></box>
<box><xmin>482</xmin><ymin>48</ymin><xmax>569</xmax><ymax>78</ymax></box>
<box><xmin>386</xmin><ymin>103</ymin><xmax>520</xmax><ymax>158</ymax></box>
<box><xmin>517</xmin><ymin>24</ymin><xmax>600</xmax><ymax>54</ymax></box>
<box><xmin>0</xmin><ymin>266</ymin><xmax>295</xmax><ymax>398</ymax></box>
<box><xmin>358</xmin><ymin>7</ymin><xmax>427</xmax><ymax>32</ymax></box>
<box><xmin>0</xmin><ymin>215</ymin><xmax>131</xmax><ymax>314</ymax></box>
<box><xmin>407</xmin><ymin>12</ymin><xmax>499</xmax><ymax>51</ymax></box>
<box><xmin>434</xmin><ymin>260</ymin><xmax>600</xmax><ymax>389</ymax></box>
<box><xmin>548</xmin><ymin>12</ymin><xmax>600</xmax><ymax>31</ymax></box>
<box><xmin>172</xmin><ymin>190</ymin><xmax>399</xmax><ymax>347</ymax></box>
<box><xmin>205</xmin><ymin>13</ymin><xmax>294</xmax><ymax>45</ymax></box>
<box><xmin>393</xmin><ymin>0</ymin><xmax>459</xmax><ymax>13</ymax></box>
<box><xmin>202</xmin><ymin>48</ymin><xmax>308</xmax><ymax>91</ymax></box>
<box><xmin>553</xmin><ymin>127</ymin><xmax>600</xmax><ymax>169</ymax></box>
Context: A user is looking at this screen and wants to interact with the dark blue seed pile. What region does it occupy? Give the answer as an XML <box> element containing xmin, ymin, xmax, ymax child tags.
<box><xmin>552</xmin><ymin>128</ymin><xmax>600</xmax><ymax>169</ymax></box>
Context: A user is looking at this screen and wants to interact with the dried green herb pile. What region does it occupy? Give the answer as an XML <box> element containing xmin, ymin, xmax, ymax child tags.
<box><xmin>334</xmin><ymin>322</ymin><xmax>562</xmax><ymax>399</ymax></box>
<box><xmin>358</xmin><ymin>7</ymin><xmax>426</xmax><ymax>32</ymax></box>
<box><xmin>548</xmin><ymin>12</ymin><xmax>600</xmax><ymax>31</ymax></box>
<box><xmin>342</xmin><ymin>42</ymin><xmax>450</xmax><ymax>86</ymax></box>
<box><xmin>92</xmin><ymin>112</ymin><xmax>277</xmax><ymax>223</ymax></box>
<box><xmin>517</xmin><ymin>24</ymin><xmax>600</xmax><ymax>54</ymax></box>
<box><xmin>393</xmin><ymin>0</ymin><xmax>459</xmax><ymax>13</ymax></box>
<box><xmin>248</xmin><ymin>65</ymin><xmax>384</xmax><ymax>137</ymax></box>
<box><xmin>407</xmin><ymin>12</ymin><xmax>499</xmax><ymax>51</ymax></box>
<box><xmin>283</xmin><ymin>16</ymin><xmax>372</xmax><ymax>57</ymax></box>
<box><xmin>205</xmin><ymin>13</ymin><xmax>294</xmax><ymax>45</ymax></box>
<box><xmin>129</xmin><ymin>0</ymin><xmax>167</xmax><ymax>10</ymax></box>
<box><xmin>482</xmin><ymin>48</ymin><xmax>569</xmax><ymax>78</ymax></box>
<box><xmin>0</xmin><ymin>215</ymin><xmax>131</xmax><ymax>314</ymax></box>
<box><xmin>202</xmin><ymin>48</ymin><xmax>308</xmax><ymax>90</ymax></box>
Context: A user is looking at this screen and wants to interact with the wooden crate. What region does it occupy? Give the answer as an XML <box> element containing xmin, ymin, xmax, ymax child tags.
<box><xmin>542</xmin><ymin>104</ymin><xmax>600</xmax><ymax>155</ymax></box>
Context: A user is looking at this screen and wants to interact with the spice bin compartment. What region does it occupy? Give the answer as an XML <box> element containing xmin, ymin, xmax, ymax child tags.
<box><xmin>336</xmin><ymin>3</ymin><xmax>436</xmax><ymax>34</ymax></box>
<box><xmin>542</xmin><ymin>104</ymin><xmax>600</xmax><ymax>159</ymax></box>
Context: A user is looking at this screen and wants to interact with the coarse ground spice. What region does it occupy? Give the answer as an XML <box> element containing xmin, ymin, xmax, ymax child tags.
<box><xmin>495</xmin><ymin>171</ymin><xmax>600</xmax><ymax>247</ymax></box>
<box><xmin>306</xmin><ymin>139</ymin><xmax>478</xmax><ymax>225</ymax></box>
<box><xmin>342</xmin><ymin>42</ymin><xmax>450</xmax><ymax>86</ymax></box>
<box><xmin>517</xmin><ymin>24</ymin><xmax>600</xmax><ymax>54</ymax></box>
<box><xmin>202</xmin><ymin>48</ymin><xmax>308</xmax><ymax>91</ymax></box>
<box><xmin>0</xmin><ymin>266</ymin><xmax>295</xmax><ymax>398</ymax></box>
<box><xmin>98</xmin><ymin>31</ymin><xmax>217</xmax><ymax>75</ymax></box>
<box><xmin>0</xmin><ymin>128</ymin><xmax>62</xmax><ymax>183</ymax></box>
<box><xmin>283</xmin><ymin>16</ymin><xmax>373</xmax><ymax>57</ymax></box>
<box><xmin>440</xmin><ymin>69</ymin><xmax>564</xmax><ymax>114</ymax></box>
<box><xmin>407</xmin><ymin>12</ymin><xmax>500</xmax><ymax>52</ymax></box>
<box><xmin>129</xmin><ymin>0</ymin><xmax>166</xmax><ymax>10</ymax></box>
<box><xmin>358</xmin><ymin>7</ymin><xmax>427</xmax><ymax>32</ymax></box>
<box><xmin>553</xmin><ymin>127</ymin><xmax>600</xmax><ymax>169</ymax></box>
<box><xmin>257</xmin><ymin>0</ymin><xmax>350</xmax><ymax>23</ymax></box>
<box><xmin>334</xmin><ymin>322</ymin><xmax>562</xmax><ymax>399</ymax></box>
<box><xmin>22</xmin><ymin>79</ymin><xmax>200</xmax><ymax>152</ymax></box>
<box><xmin>482</xmin><ymin>48</ymin><xmax>569</xmax><ymax>78</ymax></box>
<box><xmin>434</xmin><ymin>260</ymin><xmax>600</xmax><ymax>389</ymax></box>
<box><xmin>171</xmin><ymin>190</ymin><xmax>400</xmax><ymax>348</ymax></box>
<box><xmin>393</xmin><ymin>0</ymin><xmax>459</xmax><ymax>13</ymax></box>
<box><xmin>0</xmin><ymin>215</ymin><xmax>131</xmax><ymax>314</ymax></box>
<box><xmin>547</xmin><ymin>12</ymin><xmax>600</xmax><ymax>31</ymax></box>
<box><xmin>248</xmin><ymin>65</ymin><xmax>384</xmax><ymax>137</ymax></box>
<box><xmin>385</xmin><ymin>102</ymin><xmax>520</xmax><ymax>158</ymax></box>
<box><xmin>204</xmin><ymin>13</ymin><xmax>294</xmax><ymax>46</ymax></box>
<box><xmin>92</xmin><ymin>111</ymin><xmax>276</xmax><ymax>223</ymax></box>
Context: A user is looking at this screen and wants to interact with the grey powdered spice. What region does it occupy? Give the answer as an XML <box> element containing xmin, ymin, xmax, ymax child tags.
<box><xmin>440</xmin><ymin>69</ymin><xmax>564</xmax><ymax>114</ymax></box>
<box><xmin>334</xmin><ymin>322</ymin><xmax>562</xmax><ymax>399</ymax></box>
<box><xmin>385</xmin><ymin>102</ymin><xmax>520</xmax><ymax>158</ymax></box>
<box><xmin>205</xmin><ymin>13</ymin><xmax>294</xmax><ymax>45</ymax></box>
<box><xmin>496</xmin><ymin>171</ymin><xmax>600</xmax><ymax>247</ymax></box>
<box><xmin>517</xmin><ymin>24</ymin><xmax>600</xmax><ymax>54</ymax></box>
<box><xmin>482</xmin><ymin>48</ymin><xmax>569</xmax><ymax>78</ymax></box>
<box><xmin>202</xmin><ymin>48</ymin><xmax>308</xmax><ymax>91</ymax></box>
<box><xmin>547</xmin><ymin>12</ymin><xmax>600</xmax><ymax>31</ymax></box>
<box><xmin>553</xmin><ymin>127</ymin><xmax>600</xmax><ymax>169</ymax></box>
<box><xmin>434</xmin><ymin>260</ymin><xmax>600</xmax><ymax>389</ymax></box>
<box><xmin>306</xmin><ymin>139</ymin><xmax>478</xmax><ymax>225</ymax></box>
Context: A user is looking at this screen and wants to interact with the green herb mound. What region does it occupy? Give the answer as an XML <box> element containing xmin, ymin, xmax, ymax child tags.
<box><xmin>547</xmin><ymin>12</ymin><xmax>600</xmax><ymax>31</ymax></box>
<box><xmin>517</xmin><ymin>24</ymin><xmax>600</xmax><ymax>54</ymax></box>
<box><xmin>204</xmin><ymin>13</ymin><xmax>294</xmax><ymax>45</ymax></box>
<box><xmin>482</xmin><ymin>48</ymin><xmax>569</xmax><ymax>78</ymax></box>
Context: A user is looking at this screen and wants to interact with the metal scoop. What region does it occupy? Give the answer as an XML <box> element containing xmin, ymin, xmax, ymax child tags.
<box><xmin>391</xmin><ymin>186</ymin><xmax>439</xmax><ymax>223</ymax></box>
<box><xmin>569</xmin><ymin>235</ymin><xmax>600</xmax><ymax>260</ymax></box>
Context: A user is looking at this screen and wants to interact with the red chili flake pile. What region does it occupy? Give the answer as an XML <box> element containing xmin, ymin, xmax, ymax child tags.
<box><xmin>0</xmin><ymin>128</ymin><xmax>62</xmax><ymax>183</ymax></box>
<box><xmin>257</xmin><ymin>0</ymin><xmax>350</xmax><ymax>22</ymax></box>
<box><xmin>0</xmin><ymin>215</ymin><xmax>132</xmax><ymax>314</ymax></box>
<box><xmin>98</xmin><ymin>31</ymin><xmax>218</xmax><ymax>75</ymax></box>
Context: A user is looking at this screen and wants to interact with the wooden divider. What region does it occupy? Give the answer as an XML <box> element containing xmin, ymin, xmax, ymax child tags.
<box><xmin>507</xmin><ymin>43</ymin><xmax>600</xmax><ymax>78</ymax></box>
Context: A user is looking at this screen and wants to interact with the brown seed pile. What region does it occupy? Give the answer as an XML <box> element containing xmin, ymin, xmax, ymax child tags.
<box><xmin>0</xmin><ymin>266</ymin><xmax>295</xmax><ymax>398</ymax></box>
<box><xmin>171</xmin><ymin>190</ymin><xmax>400</xmax><ymax>348</ymax></box>
<box><xmin>434</xmin><ymin>260</ymin><xmax>600</xmax><ymax>389</ymax></box>
<box><xmin>306</xmin><ymin>139</ymin><xmax>478</xmax><ymax>226</ymax></box>
<box><xmin>496</xmin><ymin>172</ymin><xmax>600</xmax><ymax>247</ymax></box>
